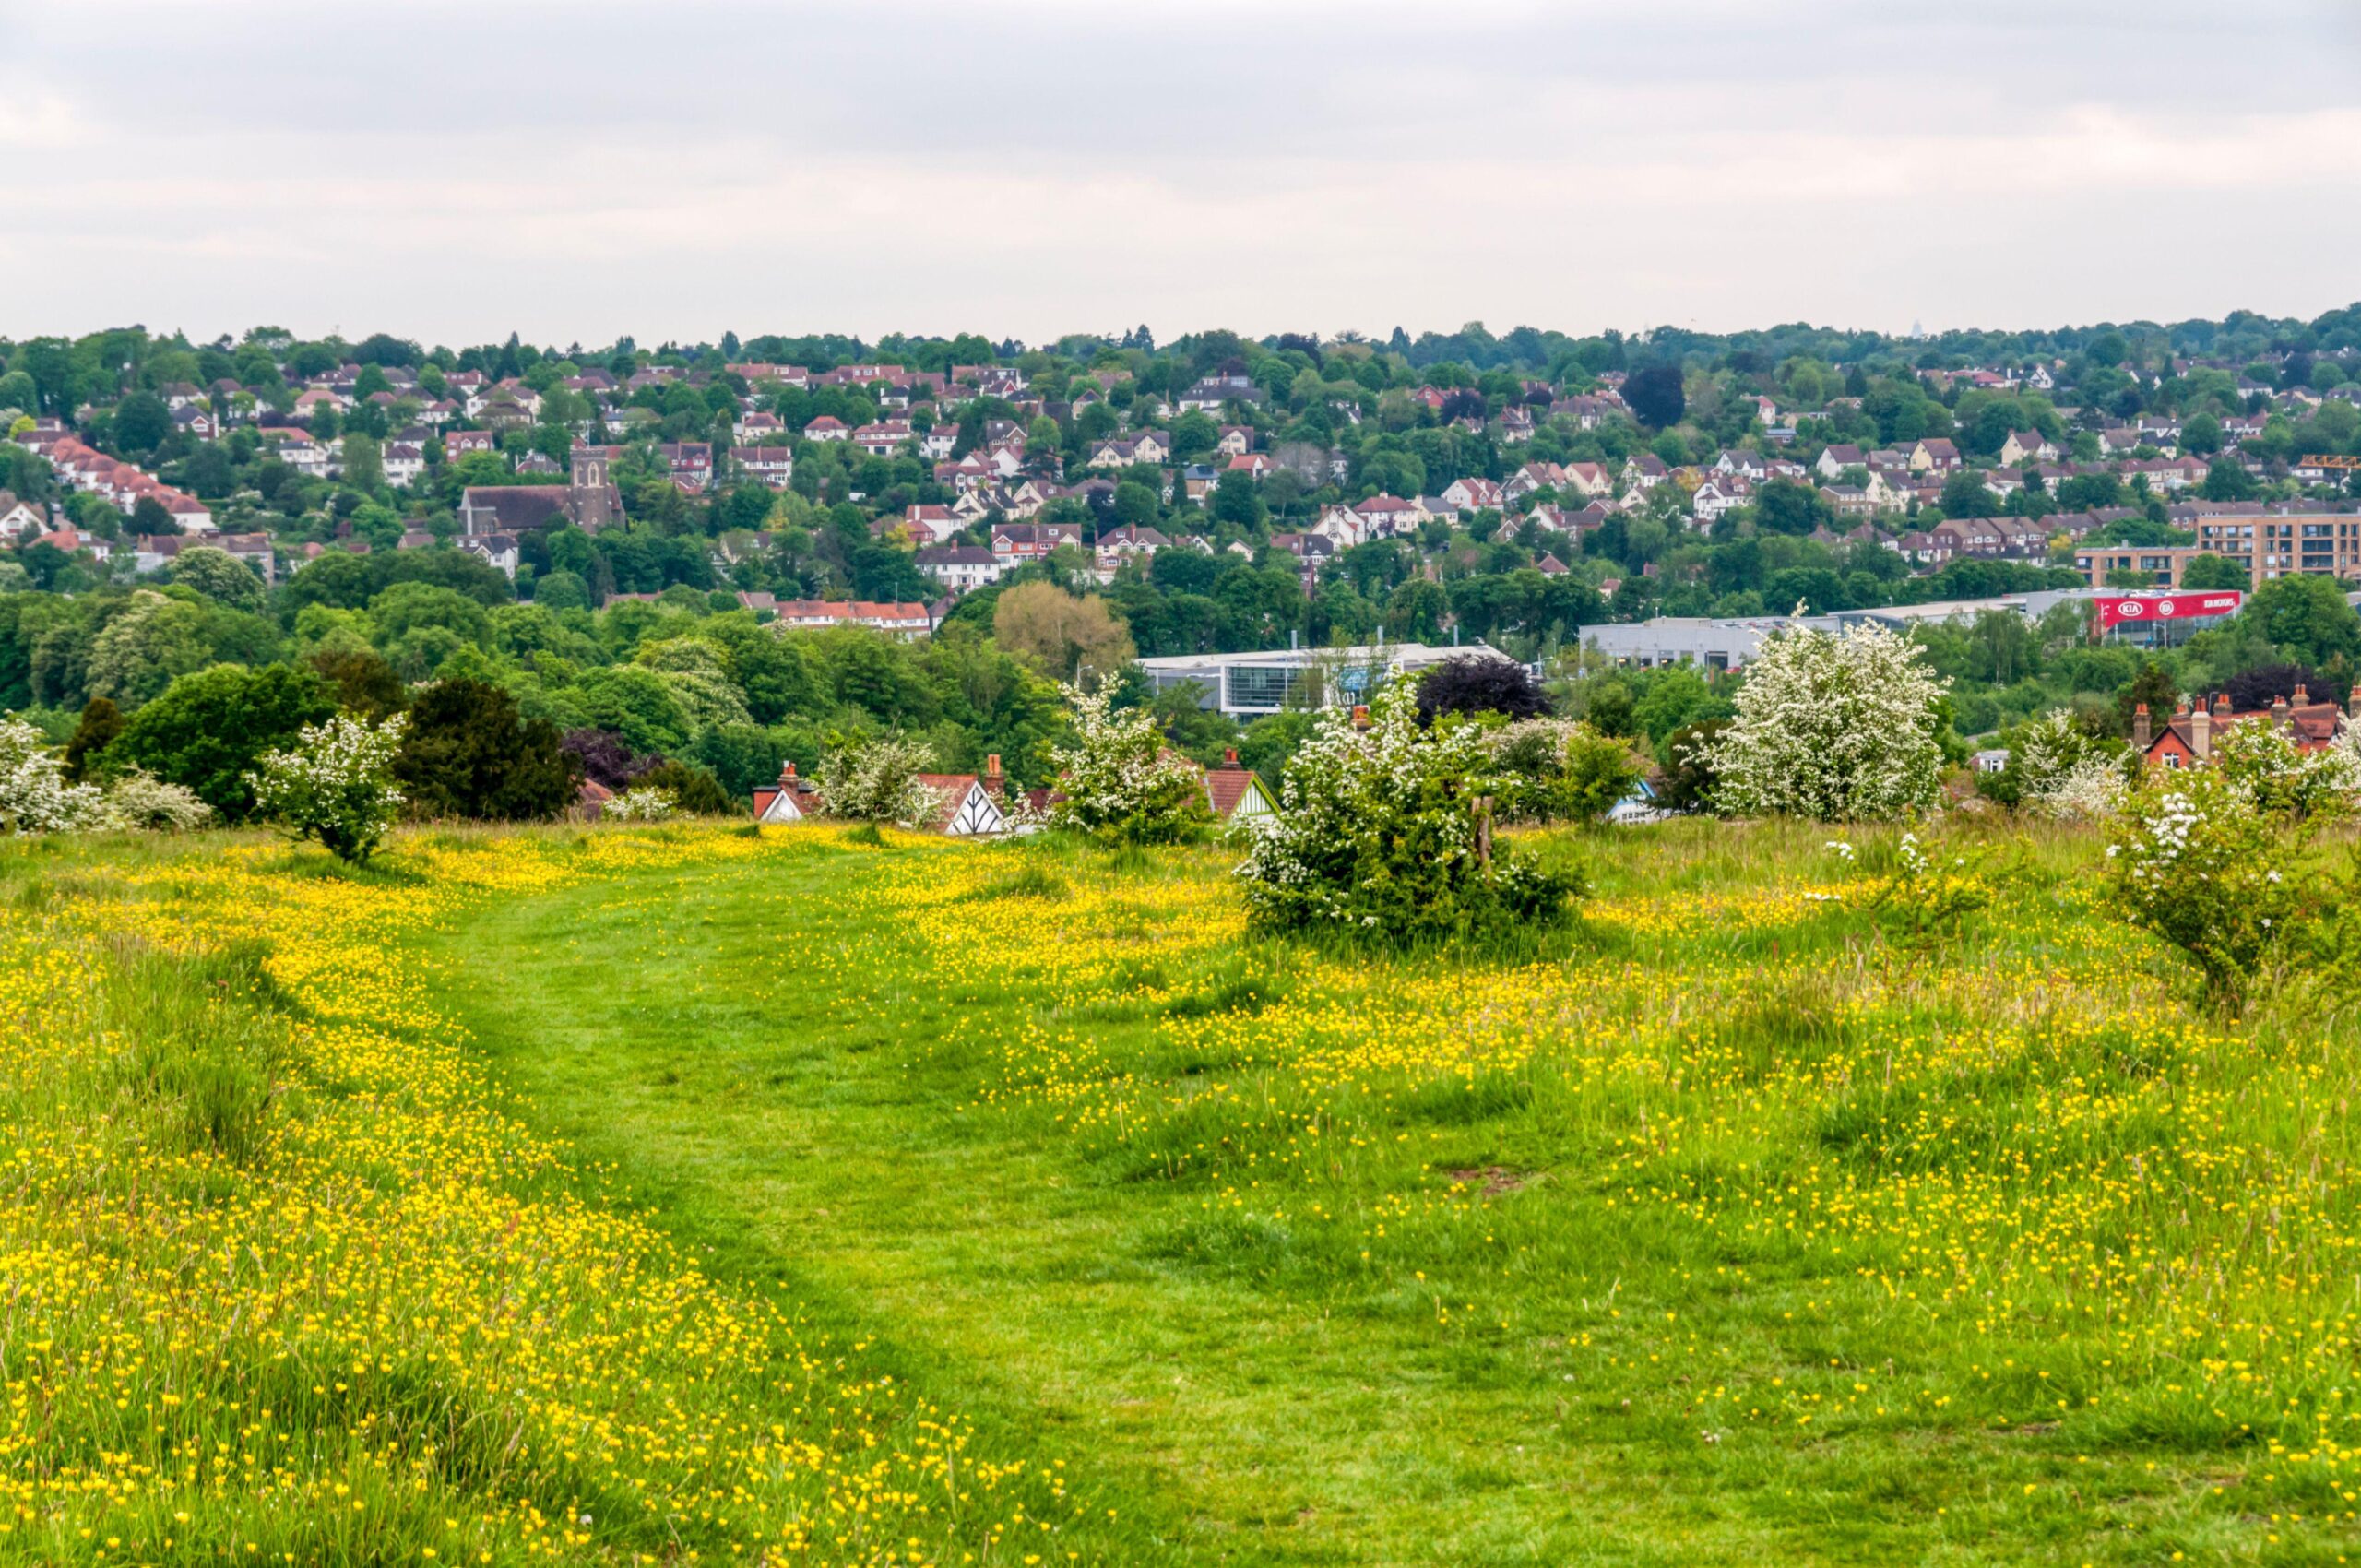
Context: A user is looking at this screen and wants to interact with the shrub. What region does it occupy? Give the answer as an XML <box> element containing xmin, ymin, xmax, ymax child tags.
<box><xmin>603</xmin><ymin>786</ymin><xmax>677</xmax><ymax>822</ymax></box>
<box><xmin>1703</xmin><ymin>618</ymin><xmax>1947</xmax><ymax>822</ymax></box>
<box><xmin>1656</xmin><ymin>719</ymin><xmax>1727</xmax><ymax>814</ymax></box>
<box><xmin>1992</xmin><ymin>710</ymin><xmax>2131</xmax><ymax>819</ymax></box>
<box><xmin>1486</xmin><ymin>719</ymin><xmax>1644</xmax><ymax>825</ymax></box>
<box><xmin>1235</xmin><ymin>683</ymin><xmax>1577</xmax><ymax>944</ymax></box>
<box><xmin>102</xmin><ymin>664</ymin><xmax>337</xmax><ymax>823</ymax></box>
<box><xmin>816</xmin><ymin>736</ymin><xmax>947</xmax><ymax>829</ymax></box>
<box><xmin>0</xmin><ymin>714</ymin><xmax>102</xmax><ymax>833</ymax></box>
<box><xmin>93</xmin><ymin>767</ymin><xmax>213</xmax><ymax>832</ymax></box>
<box><xmin>2036</xmin><ymin>758</ymin><xmax>2129</xmax><ymax>822</ymax></box>
<box><xmin>2212</xmin><ymin>719</ymin><xmax>2359</xmax><ymax>821</ymax></box>
<box><xmin>2106</xmin><ymin>766</ymin><xmax>2303</xmax><ymax>1010</ymax></box>
<box><xmin>1829</xmin><ymin>832</ymin><xmax>1996</xmax><ymax>947</ymax></box>
<box><xmin>64</xmin><ymin>696</ymin><xmax>124</xmax><ymax>781</ymax></box>
<box><xmin>561</xmin><ymin>728</ymin><xmax>651</xmax><ymax>790</ymax></box>
<box><xmin>1050</xmin><ymin>683</ymin><xmax>1212</xmax><ymax>845</ymax></box>
<box><xmin>1416</xmin><ymin>656</ymin><xmax>1548</xmax><ymax>725</ymax></box>
<box><xmin>248</xmin><ymin>714</ymin><xmax>409</xmax><ymax>864</ymax></box>
<box><xmin>632</xmin><ymin>759</ymin><xmax>733</xmax><ymax>816</ymax></box>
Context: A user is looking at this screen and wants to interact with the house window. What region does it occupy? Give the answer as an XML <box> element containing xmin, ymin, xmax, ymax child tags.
<box><xmin>2163</xmin><ymin>754</ymin><xmax>2180</xmax><ymax>769</ymax></box>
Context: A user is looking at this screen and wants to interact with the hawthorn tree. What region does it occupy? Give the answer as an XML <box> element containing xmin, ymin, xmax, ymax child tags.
<box><xmin>1705</xmin><ymin>620</ymin><xmax>1948</xmax><ymax>821</ymax></box>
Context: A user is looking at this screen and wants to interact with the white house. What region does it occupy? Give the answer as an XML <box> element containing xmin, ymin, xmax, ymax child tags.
<box><xmin>916</xmin><ymin>546</ymin><xmax>1003</xmax><ymax>593</ymax></box>
<box><xmin>0</xmin><ymin>496</ymin><xmax>46</xmax><ymax>541</ymax></box>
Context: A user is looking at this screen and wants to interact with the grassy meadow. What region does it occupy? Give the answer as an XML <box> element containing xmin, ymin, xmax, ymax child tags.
<box><xmin>5</xmin><ymin>816</ymin><xmax>2361</xmax><ymax>1564</ymax></box>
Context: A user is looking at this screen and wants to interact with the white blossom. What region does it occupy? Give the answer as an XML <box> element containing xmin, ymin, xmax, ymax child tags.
<box><xmin>1050</xmin><ymin>683</ymin><xmax>1211</xmax><ymax>844</ymax></box>
<box><xmin>603</xmin><ymin>786</ymin><xmax>678</xmax><ymax>822</ymax></box>
<box><xmin>248</xmin><ymin>713</ymin><xmax>408</xmax><ymax>863</ymax></box>
<box><xmin>1701</xmin><ymin>617</ymin><xmax>1947</xmax><ymax>822</ymax></box>
<box><xmin>0</xmin><ymin>715</ymin><xmax>103</xmax><ymax>835</ymax></box>
<box><xmin>815</xmin><ymin>736</ymin><xmax>950</xmax><ymax>830</ymax></box>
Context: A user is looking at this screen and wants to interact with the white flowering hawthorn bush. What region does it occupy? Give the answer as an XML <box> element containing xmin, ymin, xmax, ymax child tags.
<box><xmin>2106</xmin><ymin>765</ymin><xmax>2304</xmax><ymax>1008</ymax></box>
<box><xmin>0</xmin><ymin>716</ymin><xmax>102</xmax><ymax>834</ymax></box>
<box><xmin>1703</xmin><ymin>618</ymin><xmax>1947</xmax><ymax>822</ymax></box>
<box><xmin>1235</xmin><ymin>682</ymin><xmax>1576</xmax><ymax>944</ymax></box>
<box><xmin>2212</xmin><ymin>719</ymin><xmax>2361</xmax><ymax>821</ymax></box>
<box><xmin>91</xmin><ymin>767</ymin><xmax>213</xmax><ymax>832</ymax></box>
<box><xmin>815</xmin><ymin>736</ymin><xmax>948</xmax><ymax>830</ymax></box>
<box><xmin>248</xmin><ymin>713</ymin><xmax>408</xmax><ymax>864</ymax></box>
<box><xmin>603</xmin><ymin>786</ymin><xmax>678</xmax><ymax>822</ymax></box>
<box><xmin>1990</xmin><ymin>710</ymin><xmax>2131</xmax><ymax>819</ymax></box>
<box><xmin>1050</xmin><ymin>683</ymin><xmax>1211</xmax><ymax>845</ymax></box>
<box><xmin>2036</xmin><ymin>758</ymin><xmax>2130</xmax><ymax>822</ymax></box>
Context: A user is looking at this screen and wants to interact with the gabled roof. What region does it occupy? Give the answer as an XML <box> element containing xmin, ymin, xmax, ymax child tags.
<box><xmin>1200</xmin><ymin>751</ymin><xmax>1274</xmax><ymax>819</ymax></box>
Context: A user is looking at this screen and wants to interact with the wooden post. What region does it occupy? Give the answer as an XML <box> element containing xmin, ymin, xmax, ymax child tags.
<box><xmin>1475</xmin><ymin>795</ymin><xmax>1494</xmax><ymax>866</ymax></box>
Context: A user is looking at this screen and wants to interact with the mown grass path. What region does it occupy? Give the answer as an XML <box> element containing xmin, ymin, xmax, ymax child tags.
<box><xmin>420</xmin><ymin>835</ymin><xmax>1715</xmax><ymax>1567</ymax></box>
<box><xmin>409</xmin><ymin>825</ymin><xmax>2361</xmax><ymax>1566</ymax></box>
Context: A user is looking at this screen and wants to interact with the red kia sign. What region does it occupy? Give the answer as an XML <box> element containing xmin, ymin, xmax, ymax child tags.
<box><xmin>2094</xmin><ymin>590</ymin><xmax>2243</xmax><ymax>629</ymax></box>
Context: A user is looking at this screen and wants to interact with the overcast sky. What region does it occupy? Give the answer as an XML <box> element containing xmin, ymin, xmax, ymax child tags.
<box><xmin>5</xmin><ymin>0</ymin><xmax>2359</xmax><ymax>350</ymax></box>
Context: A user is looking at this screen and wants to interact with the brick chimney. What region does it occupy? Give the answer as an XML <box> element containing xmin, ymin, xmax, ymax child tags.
<box><xmin>2213</xmin><ymin>693</ymin><xmax>2231</xmax><ymax>718</ymax></box>
<box><xmin>779</xmin><ymin>760</ymin><xmax>797</xmax><ymax>782</ymax></box>
<box><xmin>2132</xmin><ymin>702</ymin><xmax>2152</xmax><ymax>752</ymax></box>
<box><xmin>982</xmin><ymin>754</ymin><xmax>1004</xmax><ymax>798</ymax></box>
<box><xmin>2293</xmin><ymin>683</ymin><xmax>2310</xmax><ymax>707</ymax></box>
<box><xmin>2190</xmin><ymin>701</ymin><xmax>2212</xmax><ymax>762</ymax></box>
<box><xmin>1221</xmin><ymin>747</ymin><xmax>1241</xmax><ymax>768</ymax></box>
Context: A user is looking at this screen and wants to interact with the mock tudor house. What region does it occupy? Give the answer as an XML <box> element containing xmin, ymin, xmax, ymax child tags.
<box><xmin>1200</xmin><ymin>749</ymin><xmax>1275</xmax><ymax>822</ymax></box>
<box><xmin>917</xmin><ymin>771</ymin><xmax>1009</xmax><ymax>836</ymax></box>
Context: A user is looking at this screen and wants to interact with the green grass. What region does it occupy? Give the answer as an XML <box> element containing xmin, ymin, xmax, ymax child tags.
<box><xmin>398</xmin><ymin>821</ymin><xmax>2361</xmax><ymax>1565</ymax></box>
<box><xmin>8</xmin><ymin>817</ymin><xmax>2355</xmax><ymax>1562</ymax></box>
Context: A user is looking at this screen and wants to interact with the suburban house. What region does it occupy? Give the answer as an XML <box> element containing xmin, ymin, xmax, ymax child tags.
<box><xmin>1200</xmin><ymin>750</ymin><xmax>1275</xmax><ymax>823</ymax></box>
<box><xmin>916</xmin><ymin>545</ymin><xmax>1003</xmax><ymax>593</ymax></box>
<box><xmin>851</xmin><ymin>421</ymin><xmax>913</xmax><ymax>457</ymax></box>
<box><xmin>2133</xmin><ymin>686</ymin><xmax>2354</xmax><ymax>768</ymax></box>
<box><xmin>1354</xmin><ymin>494</ymin><xmax>1421</xmax><ymax>536</ymax></box>
<box><xmin>1997</xmin><ymin>429</ymin><xmax>2059</xmax><ymax>466</ymax></box>
<box><xmin>731</xmin><ymin>445</ymin><xmax>795</xmax><ymax>489</ymax></box>
<box><xmin>658</xmin><ymin>442</ymin><xmax>713</xmax><ymax>493</ymax></box>
<box><xmin>1815</xmin><ymin>443</ymin><xmax>1867</xmax><ymax>479</ymax></box>
<box><xmin>0</xmin><ymin>493</ymin><xmax>46</xmax><ymax>540</ymax></box>
<box><xmin>1908</xmin><ymin>438</ymin><xmax>1962</xmax><ymax>472</ymax></box>
<box><xmin>915</xmin><ymin>772</ymin><xmax>1009</xmax><ymax>836</ymax></box>
<box><xmin>1440</xmin><ymin>476</ymin><xmax>1505</xmax><ymax>513</ymax></box>
<box><xmin>991</xmin><ymin>521</ymin><xmax>1081</xmax><ymax>562</ymax></box>
<box><xmin>751</xmin><ymin>761</ymin><xmax>823</xmax><ymax>824</ymax></box>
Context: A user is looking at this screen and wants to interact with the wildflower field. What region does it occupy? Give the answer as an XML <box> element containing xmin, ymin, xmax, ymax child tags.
<box><xmin>7</xmin><ymin>818</ymin><xmax>2361</xmax><ymax>1563</ymax></box>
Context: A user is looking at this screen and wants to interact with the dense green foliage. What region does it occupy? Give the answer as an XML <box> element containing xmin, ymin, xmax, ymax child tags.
<box><xmin>6</xmin><ymin>308</ymin><xmax>2361</xmax><ymax>829</ymax></box>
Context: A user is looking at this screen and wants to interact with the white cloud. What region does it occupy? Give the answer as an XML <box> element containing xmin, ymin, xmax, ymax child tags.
<box><xmin>0</xmin><ymin>87</ymin><xmax>88</xmax><ymax>150</ymax></box>
<box><xmin>2</xmin><ymin>0</ymin><xmax>2357</xmax><ymax>344</ymax></box>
